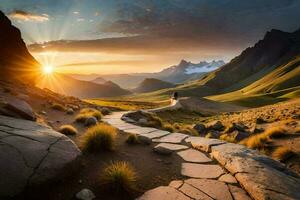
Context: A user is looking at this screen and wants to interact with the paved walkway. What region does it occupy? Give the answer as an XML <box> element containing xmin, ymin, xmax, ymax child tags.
<box><xmin>103</xmin><ymin>112</ymin><xmax>300</xmax><ymax>200</ymax></box>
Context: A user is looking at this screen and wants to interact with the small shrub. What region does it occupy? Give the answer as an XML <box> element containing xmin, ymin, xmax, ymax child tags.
<box><xmin>220</xmin><ymin>134</ymin><xmax>236</xmax><ymax>143</ymax></box>
<box><xmin>80</xmin><ymin>124</ymin><xmax>117</xmax><ymax>152</ymax></box>
<box><xmin>240</xmin><ymin>134</ymin><xmax>268</xmax><ymax>150</ymax></box>
<box><xmin>272</xmin><ymin>147</ymin><xmax>295</xmax><ymax>162</ymax></box>
<box><xmin>51</xmin><ymin>103</ymin><xmax>66</xmax><ymax>111</ymax></box>
<box><xmin>126</xmin><ymin>134</ymin><xmax>139</xmax><ymax>145</ymax></box>
<box><xmin>264</xmin><ymin>127</ymin><xmax>287</xmax><ymax>139</ymax></box>
<box><xmin>100</xmin><ymin>161</ymin><xmax>137</xmax><ymax>193</ymax></box>
<box><xmin>205</xmin><ymin>132</ymin><xmax>213</xmax><ymax>139</ymax></box>
<box><xmin>180</xmin><ymin>127</ymin><xmax>199</xmax><ymax>136</ymax></box>
<box><xmin>163</xmin><ymin>124</ymin><xmax>175</xmax><ymax>133</ymax></box>
<box><xmin>59</xmin><ymin>125</ymin><xmax>78</xmax><ymax>135</ymax></box>
<box><xmin>75</xmin><ymin>108</ymin><xmax>103</xmax><ymax>123</ymax></box>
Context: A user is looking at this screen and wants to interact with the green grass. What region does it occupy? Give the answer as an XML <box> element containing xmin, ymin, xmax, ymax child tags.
<box><xmin>80</xmin><ymin>124</ymin><xmax>117</xmax><ymax>152</ymax></box>
<box><xmin>100</xmin><ymin>161</ymin><xmax>137</xmax><ymax>193</ymax></box>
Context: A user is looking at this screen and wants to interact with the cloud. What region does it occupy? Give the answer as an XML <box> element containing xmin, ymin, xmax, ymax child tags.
<box><xmin>9</xmin><ymin>10</ymin><xmax>49</xmax><ymax>22</ymax></box>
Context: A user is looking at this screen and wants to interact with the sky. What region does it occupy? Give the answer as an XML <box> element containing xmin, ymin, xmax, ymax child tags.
<box><xmin>1</xmin><ymin>0</ymin><xmax>300</xmax><ymax>74</ymax></box>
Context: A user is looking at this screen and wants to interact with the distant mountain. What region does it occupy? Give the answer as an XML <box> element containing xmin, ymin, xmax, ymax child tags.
<box><xmin>92</xmin><ymin>77</ymin><xmax>107</xmax><ymax>84</ymax></box>
<box><xmin>37</xmin><ymin>74</ymin><xmax>131</xmax><ymax>98</ymax></box>
<box><xmin>70</xmin><ymin>60</ymin><xmax>224</xmax><ymax>89</ymax></box>
<box><xmin>0</xmin><ymin>11</ymin><xmax>40</xmax><ymax>84</ymax></box>
<box><xmin>133</xmin><ymin>78</ymin><xmax>175</xmax><ymax>93</ymax></box>
<box><xmin>130</xmin><ymin>28</ymin><xmax>300</xmax><ymax>103</ymax></box>
<box><xmin>150</xmin><ymin>60</ymin><xmax>225</xmax><ymax>83</ymax></box>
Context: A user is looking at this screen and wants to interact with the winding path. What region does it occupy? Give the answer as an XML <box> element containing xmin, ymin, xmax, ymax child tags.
<box><xmin>102</xmin><ymin>111</ymin><xmax>300</xmax><ymax>200</ymax></box>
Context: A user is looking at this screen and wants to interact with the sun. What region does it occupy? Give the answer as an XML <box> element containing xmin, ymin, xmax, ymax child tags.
<box><xmin>43</xmin><ymin>65</ymin><xmax>54</xmax><ymax>74</ymax></box>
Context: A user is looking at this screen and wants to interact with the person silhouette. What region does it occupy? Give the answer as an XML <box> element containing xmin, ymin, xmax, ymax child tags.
<box><xmin>173</xmin><ymin>92</ymin><xmax>178</xmax><ymax>100</ymax></box>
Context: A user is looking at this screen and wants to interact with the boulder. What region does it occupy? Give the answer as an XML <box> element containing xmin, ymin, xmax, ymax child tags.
<box><xmin>100</xmin><ymin>107</ymin><xmax>110</xmax><ymax>115</ymax></box>
<box><xmin>227</xmin><ymin>122</ymin><xmax>248</xmax><ymax>132</ymax></box>
<box><xmin>84</xmin><ymin>117</ymin><xmax>97</xmax><ymax>127</ymax></box>
<box><xmin>193</xmin><ymin>123</ymin><xmax>206</xmax><ymax>134</ymax></box>
<box><xmin>3</xmin><ymin>97</ymin><xmax>36</xmax><ymax>121</ymax></box>
<box><xmin>76</xmin><ymin>189</ymin><xmax>96</xmax><ymax>200</ymax></box>
<box><xmin>0</xmin><ymin>115</ymin><xmax>81</xmax><ymax>198</ymax></box>
<box><xmin>207</xmin><ymin>121</ymin><xmax>224</xmax><ymax>131</ymax></box>
<box><xmin>66</xmin><ymin>108</ymin><xmax>74</xmax><ymax>115</ymax></box>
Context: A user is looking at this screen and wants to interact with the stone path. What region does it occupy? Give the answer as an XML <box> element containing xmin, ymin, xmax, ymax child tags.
<box><xmin>103</xmin><ymin>112</ymin><xmax>300</xmax><ymax>200</ymax></box>
<box><xmin>0</xmin><ymin>115</ymin><xmax>81</xmax><ymax>198</ymax></box>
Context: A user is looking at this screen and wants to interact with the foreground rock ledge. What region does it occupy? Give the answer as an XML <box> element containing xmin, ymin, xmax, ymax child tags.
<box><xmin>0</xmin><ymin>115</ymin><xmax>81</xmax><ymax>198</ymax></box>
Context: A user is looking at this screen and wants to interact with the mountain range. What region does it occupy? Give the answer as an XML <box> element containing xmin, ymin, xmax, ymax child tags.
<box><xmin>69</xmin><ymin>60</ymin><xmax>225</xmax><ymax>89</ymax></box>
<box><xmin>132</xmin><ymin>78</ymin><xmax>175</xmax><ymax>93</ymax></box>
<box><xmin>129</xmin><ymin>28</ymin><xmax>300</xmax><ymax>104</ymax></box>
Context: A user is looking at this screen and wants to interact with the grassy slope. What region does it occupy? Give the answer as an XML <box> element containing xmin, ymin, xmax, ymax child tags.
<box><xmin>208</xmin><ymin>57</ymin><xmax>300</xmax><ymax>107</ymax></box>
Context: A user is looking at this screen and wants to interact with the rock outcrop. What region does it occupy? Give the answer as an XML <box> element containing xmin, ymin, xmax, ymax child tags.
<box><xmin>0</xmin><ymin>11</ymin><xmax>40</xmax><ymax>84</ymax></box>
<box><xmin>0</xmin><ymin>115</ymin><xmax>81</xmax><ymax>198</ymax></box>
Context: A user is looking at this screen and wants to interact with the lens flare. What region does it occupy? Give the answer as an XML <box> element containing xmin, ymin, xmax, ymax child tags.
<box><xmin>43</xmin><ymin>65</ymin><xmax>53</xmax><ymax>74</ymax></box>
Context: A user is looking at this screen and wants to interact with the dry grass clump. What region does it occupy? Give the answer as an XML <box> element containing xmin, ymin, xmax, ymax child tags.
<box><xmin>220</xmin><ymin>134</ymin><xmax>236</xmax><ymax>143</ymax></box>
<box><xmin>272</xmin><ymin>147</ymin><xmax>295</xmax><ymax>162</ymax></box>
<box><xmin>179</xmin><ymin>126</ymin><xmax>199</xmax><ymax>136</ymax></box>
<box><xmin>51</xmin><ymin>103</ymin><xmax>66</xmax><ymax>111</ymax></box>
<box><xmin>162</xmin><ymin>123</ymin><xmax>175</xmax><ymax>133</ymax></box>
<box><xmin>59</xmin><ymin>125</ymin><xmax>78</xmax><ymax>135</ymax></box>
<box><xmin>126</xmin><ymin>134</ymin><xmax>139</xmax><ymax>145</ymax></box>
<box><xmin>240</xmin><ymin>134</ymin><xmax>269</xmax><ymax>150</ymax></box>
<box><xmin>263</xmin><ymin>126</ymin><xmax>287</xmax><ymax>138</ymax></box>
<box><xmin>75</xmin><ymin>108</ymin><xmax>103</xmax><ymax>123</ymax></box>
<box><xmin>80</xmin><ymin>124</ymin><xmax>117</xmax><ymax>152</ymax></box>
<box><xmin>100</xmin><ymin>161</ymin><xmax>137</xmax><ymax>193</ymax></box>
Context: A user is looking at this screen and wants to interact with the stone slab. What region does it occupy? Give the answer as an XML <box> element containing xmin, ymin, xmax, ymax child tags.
<box><xmin>218</xmin><ymin>174</ymin><xmax>237</xmax><ymax>184</ymax></box>
<box><xmin>137</xmin><ymin>186</ymin><xmax>190</xmax><ymax>200</ymax></box>
<box><xmin>228</xmin><ymin>185</ymin><xmax>252</xmax><ymax>200</ymax></box>
<box><xmin>126</xmin><ymin>127</ymin><xmax>158</xmax><ymax>135</ymax></box>
<box><xmin>169</xmin><ymin>180</ymin><xmax>183</xmax><ymax>189</ymax></box>
<box><xmin>211</xmin><ymin>143</ymin><xmax>300</xmax><ymax>200</ymax></box>
<box><xmin>139</xmin><ymin>130</ymin><xmax>170</xmax><ymax>139</ymax></box>
<box><xmin>181</xmin><ymin>163</ymin><xmax>225</xmax><ymax>178</ymax></box>
<box><xmin>179</xmin><ymin>183</ymin><xmax>213</xmax><ymax>200</ymax></box>
<box><xmin>152</xmin><ymin>133</ymin><xmax>188</xmax><ymax>144</ymax></box>
<box><xmin>177</xmin><ymin>149</ymin><xmax>212</xmax><ymax>163</ymax></box>
<box><xmin>0</xmin><ymin>115</ymin><xmax>81</xmax><ymax>198</ymax></box>
<box><xmin>185</xmin><ymin>137</ymin><xmax>226</xmax><ymax>152</ymax></box>
<box><xmin>154</xmin><ymin>143</ymin><xmax>189</xmax><ymax>155</ymax></box>
<box><xmin>185</xmin><ymin>178</ymin><xmax>232</xmax><ymax>200</ymax></box>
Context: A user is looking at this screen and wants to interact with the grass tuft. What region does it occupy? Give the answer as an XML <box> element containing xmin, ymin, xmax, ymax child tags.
<box><xmin>100</xmin><ymin>161</ymin><xmax>137</xmax><ymax>193</ymax></box>
<box><xmin>75</xmin><ymin>108</ymin><xmax>103</xmax><ymax>123</ymax></box>
<box><xmin>126</xmin><ymin>134</ymin><xmax>139</xmax><ymax>145</ymax></box>
<box><xmin>51</xmin><ymin>103</ymin><xmax>66</xmax><ymax>111</ymax></box>
<box><xmin>162</xmin><ymin>123</ymin><xmax>175</xmax><ymax>133</ymax></box>
<box><xmin>272</xmin><ymin>147</ymin><xmax>295</xmax><ymax>162</ymax></box>
<box><xmin>59</xmin><ymin>125</ymin><xmax>78</xmax><ymax>135</ymax></box>
<box><xmin>80</xmin><ymin>124</ymin><xmax>117</xmax><ymax>152</ymax></box>
<box><xmin>220</xmin><ymin>134</ymin><xmax>236</xmax><ymax>143</ymax></box>
<box><xmin>263</xmin><ymin>127</ymin><xmax>287</xmax><ymax>138</ymax></box>
<box><xmin>240</xmin><ymin>134</ymin><xmax>269</xmax><ymax>150</ymax></box>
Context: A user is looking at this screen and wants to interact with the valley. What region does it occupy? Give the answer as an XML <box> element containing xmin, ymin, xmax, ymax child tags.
<box><xmin>1</xmin><ymin>2</ymin><xmax>300</xmax><ymax>200</ymax></box>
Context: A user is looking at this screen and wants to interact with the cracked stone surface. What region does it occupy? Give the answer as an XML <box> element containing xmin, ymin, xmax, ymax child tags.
<box><xmin>179</xmin><ymin>183</ymin><xmax>213</xmax><ymax>199</ymax></box>
<box><xmin>218</xmin><ymin>174</ymin><xmax>237</xmax><ymax>184</ymax></box>
<box><xmin>177</xmin><ymin>149</ymin><xmax>212</xmax><ymax>163</ymax></box>
<box><xmin>185</xmin><ymin>137</ymin><xmax>225</xmax><ymax>152</ymax></box>
<box><xmin>185</xmin><ymin>178</ymin><xmax>233</xmax><ymax>200</ymax></box>
<box><xmin>228</xmin><ymin>185</ymin><xmax>252</xmax><ymax>200</ymax></box>
<box><xmin>169</xmin><ymin>180</ymin><xmax>183</xmax><ymax>189</ymax></box>
<box><xmin>0</xmin><ymin>115</ymin><xmax>81</xmax><ymax>198</ymax></box>
<box><xmin>136</xmin><ymin>186</ymin><xmax>191</xmax><ymax>200</ymax></box>
<box><xmin>126</xmin><ymin>127</ymin><xmax>158</xmax><ymax>134</ymax></box>
<box><xmin>152</xmin><ymin>133</ymin><xmax>188</xmax><ymax>144</ymax></box>
<box><xmin>181</xmin><ymin>163</ymin><xmax>225</xmax><ymax>178</ymax></box>
<box><xmin>211</xmin><ymin>143</ymin><xmax>300</xmax><ymax>200</ymax></box>
<box><xmin>154</xmin><ymin>143</ymin><xmax>189</xmax><ymax>154</ymax></box>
